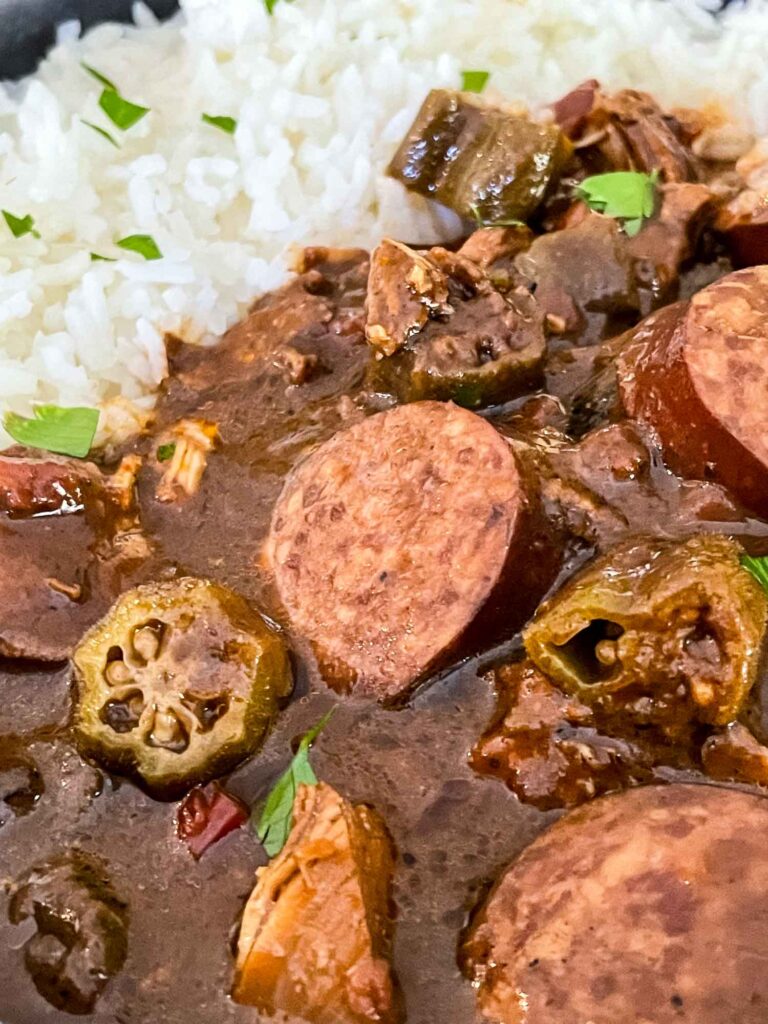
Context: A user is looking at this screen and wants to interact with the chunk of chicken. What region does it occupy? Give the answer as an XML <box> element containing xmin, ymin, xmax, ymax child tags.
<box><xmin>155</xmin><ymin>419</ymin><xmax>220</xmax><ymax>503</ymax></box>
<box><xmin>233</xmin><ymin>782</ymin><xmax>400</xmax><ymax>1024</ymax></box>
<box><xmin>554</xmin><ymin>83</ymin><xmax>699</xmax><ymax>182</ymax></box>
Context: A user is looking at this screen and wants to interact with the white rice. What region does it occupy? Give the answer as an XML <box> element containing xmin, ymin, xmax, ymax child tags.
<box><xmin>2</xmin><ymin>0</ymin><xmax>768</xmax><ymax>447</ymax></box>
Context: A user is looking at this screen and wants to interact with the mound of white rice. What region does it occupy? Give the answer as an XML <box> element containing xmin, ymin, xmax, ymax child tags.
<box><xmin>2</xmin><ymin>0</ymin><xmax>768</xmax><ymax>446</ymax></box>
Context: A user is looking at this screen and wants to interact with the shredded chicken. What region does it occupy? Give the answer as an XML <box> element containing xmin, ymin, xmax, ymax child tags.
<box><xmin>44</xmin><ymin>578</ymin><xmax>83</xmax><ymax>602</ymax></box>
<box><xmin>155</xmin><ymin>420</ymin><xmax>220</xmax><ymax>503</ymax></box>
<box><xmin>233</xmin><ymin>782</ymin><xmax>399</xmax><ymax>1024</ymax></box>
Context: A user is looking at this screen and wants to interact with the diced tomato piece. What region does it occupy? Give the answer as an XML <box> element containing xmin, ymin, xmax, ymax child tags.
<box><xmin>177</xmin><ymin>782</ymin><xmax>248</xmax><ymax>859</ymax></box>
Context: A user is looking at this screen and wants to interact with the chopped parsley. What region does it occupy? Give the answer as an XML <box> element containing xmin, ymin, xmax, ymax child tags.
<box><xmin>3</xmin><ymin>405</ymin><xmax>99</xmax><ymax>458</ymax></box>
<box><xmin>80</xmin><ymin>119</ymin><xmax>120</xmax><ymax>148</ymax></box>
<box><xmin>157</xmin><ymin>442</ymin><xmax>176</xmax><ymax>463</ymax></box>
<box><xmin>202</xmin><ymin>113</ymin><xmax>237</xmax><ymax>135</ymax></box>
<box><xmin>90</xmin><ymin>252</ymin><xmax>117</xmax><ymax>262</ymax></box>
<box><xmin>461</xmin><ymin>70</ymin><xmax>490</xmax><ymax>94</ymax></box>
<box><xmin>741</xmin><ymin>554</ymin><xmax>768</xmax><ymax>595</ymax></box>
<box><xmin>81</xmin><ymin>63</ymin><xmax>149</xmax><ymax>131</ymax></box>
<box><xmin>2</xmin><ymin>210</ymin><xmax>40</xmax><ymax>239</ymax></box>
<box><xmin>264</xmin><ymin>0</ymin><xmax>294</xmax><ymax>13</ymax></box>
<box><xmin>99</xmin><ymin>88</ymin><xmax>150</xmax><ymax>131</ymax></box>
<box><xmin>252</xmin><ymin>709</ymin><xmax>334</xmax><ymax>857</ymax></box>
<box><xmin>116</xmin><ymin>234</ymin><xmax>163</xmax><ymax>261</ymax></box>
<box><xmin>575</xmin><ymin>170</ymin><xmax>659</xmax><ymax>237</ymax></box>
<box><xmin>81</xmin><ymin>62</ymin><xmax>118</xmax><ymax>91</ymax></box>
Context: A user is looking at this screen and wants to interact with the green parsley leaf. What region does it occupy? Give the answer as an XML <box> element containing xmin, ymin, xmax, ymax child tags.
<box><xmin>264</xmin><ymin>0</ymin><xmax>295</xmax><ymax>13</ymax></box>
<box><xmin>253</xmin><ymin>709</ymin><xmax>334</xmax><ymax>857</ymax></box>
<box><xmin>80</xmin><ymin>119</ymin><xmax>120</xmax><ymax>148</ymax></box>
<box><xmin>3</xmin><ymin>405</ymin><xmax>99</xmax><ymax>458</ymax></box>
<box><xmin>90</xmin><ymin>252</ymin><xmax>117</xmax><ymax>262</ymax></box>
<box><xmin>741</xmin><ymin>554</ymin><xmax>768</xmax><ymax>595</ymax></box>
<box><xmin>99</xmin><ymin>88</ymin><xmax>149</xmax><ymax>131</ymax></box>
<box><xmin>2</xmin><ymin>210</ymin><xmax>40</xmax><ymax>239</ymax></box>
<box><xmin>575</xmin><ymin>170</ymin><xmax>659</xmax><ymax>234</ymax></box>
<box><xmin>157</xmin><ymin>442</ymin><xmax>176</xmax><ymax>463</ymax></box>
<box><xmin>622</xmin><ymin>217</ymin><xmax>643</xmax><ymax>238</ymax></box>
<box><xmin>461</xmin><ymin>70</ymin><xmax>490</xmax><ymax>94</ymax></box>
<box><xmin>116</xmin><ymin>234</ymin><xmax>163</xmax><ymax>261</ymax></box>
<box><xmin>202</xmin><ymin>113</ymin><xmax>237</xmax><ymax>135</ymax></box>
<box><xmin>82</xmin><ymin>64</ymin><xmax>148</xmax><ymax>131</ymax></box>
<box><xmin>81</xmin><ymin>62</ymin><xmax>118</xmax><ymax>92</ymax></box>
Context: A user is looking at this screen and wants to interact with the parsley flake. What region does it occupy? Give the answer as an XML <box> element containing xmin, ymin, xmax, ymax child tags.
<box><xmin>81</xmin><ymin>62</ymin><xmax>118</xmax><ymax>91</ymax></box>
<box><xmin>575</xmin><ymin>170</ymin><xmax>659</xmax><ymax>237</ymax></box>
<box><xmin>90</xmin><ymin>252</ymin><xmax>117</xmax><ymax>262</ymax></box>
<box><xmin>741</xmin><ymin>554</ymin><xmax>768</xmax><ymax>595</ymax></box>
<box><xmin>99</xmin><ymin>88</ymin><xmax>149</xmax><ymax>131</ymax></box>
<box><xmin>116</xmin><ymin>234</ymin><xmax>163</xmax><ymax>261</ymax></box>
<box><xmin>461</xmin><ymin>70</ymin><xmax>490</xmax><ymax>94</ymax></box>
<box><xmin>2</xmin><ymin>210</ymin><xmax>40</xmax><ymax>239</ymax></box>
<box><xmin>80</xmin><ymin>119</ymin><xmax>120</xmax><ymax>148</ymax></box>
<box><xmin>3</xmin><ymin>405</ymin><xmax>99</xmax><ymax>458</ymax></box>
<box><xmin>264</xmin><ymin>0</ymin><xmax>294</xmax><ymax>13</ymax></box>
<box><xmin>82</xmin><ymin>63</ymin><xmax>149</xmax><ymax>132</ymax></box>
<box><xmin>252</xmin><ymin>709</ymin><xmax>334</xmax><ymax>857</ymax></box>
<box><xmin>157</xmin><ymin>442</ymin><xmax>176</xmax><ymax>463</ymax></box>
<box><xmin>202</xmin><ymin>113</ymin><xmax>237</xmax><ymax>135</ymax></box>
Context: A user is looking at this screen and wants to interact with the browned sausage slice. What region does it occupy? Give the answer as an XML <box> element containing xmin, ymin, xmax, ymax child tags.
<box><xmin>618</xmin><ymin>266</ymin><xmax>768</xmax><ymax>516</ymax></box>
<box><xmin>268</xmin><ymin>401</ymin><xmax>558</xmax><ymax>702</ymax></box>
<box><xmin>0</xmin><ymin>455</ymin><xmax>99</xmax><ymax>517</ymax></box>
<box><xmin>462</xmin><ymin>783</ymin><xmax>768</xmax><ymax>1024</ymax></box>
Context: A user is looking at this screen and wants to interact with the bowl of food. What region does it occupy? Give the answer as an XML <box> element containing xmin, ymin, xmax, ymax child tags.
<box><xmin>2</xmin><ymin>1</ymin><xmax>768</xmax><ymax>1022</ymax></box>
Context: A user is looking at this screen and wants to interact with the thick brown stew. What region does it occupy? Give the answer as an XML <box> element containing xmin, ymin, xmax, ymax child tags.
<box><xmin>3</xmin><ymin>82</ymin><xmax>768</xmax><ymax>1024</ymax></box>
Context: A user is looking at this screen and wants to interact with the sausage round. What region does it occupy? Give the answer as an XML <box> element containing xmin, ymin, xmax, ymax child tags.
<box><xmin>0</xmin><ymin>455</ymin><xmax>98</xmax><ymax>517</ymax></box>
<box><xmin>268</xmin><ymin>400</ymin><xmax>558</xmax><ymax>702</ymax></box>
<box><xmin>617</xmin><ymin>266</ymin><xmax>768</xmax><ymax>516</ymax></box>
<box><xmin>462</xmin><ymin>783</ymin><xmax>768</xmax><ymax>1024</ymax></box>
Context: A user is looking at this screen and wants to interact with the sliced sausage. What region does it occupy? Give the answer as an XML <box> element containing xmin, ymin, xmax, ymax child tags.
<box><xmin>462</xmin><ymin>783</ymin><xmax>768</xmax><ymax>1024</ymax></box>
<box><xmin>0</xmin><ymin>455</ymin><xmax>100</xmax><ymax>517</ymax></box>
<box><xmin>268</xmin><ymin>401</ymin><xmax>559</xmax><ymax>702</ymax></box>
<box><xmin>618</xmin><ymin>266</ymin><xmax>768</xmax><ymax>516</ymax></box>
